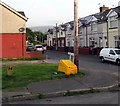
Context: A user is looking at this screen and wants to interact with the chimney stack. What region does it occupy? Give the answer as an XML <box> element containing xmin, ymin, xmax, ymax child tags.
<box><xmin>100</xmin><ymin>5</ymin><xmax>109</xmax><ymax>12</ymax></box>
<box><xmin>118</xmin><ymin>1</ymin><xmax>120</xmax><ymax>6</ymax></box>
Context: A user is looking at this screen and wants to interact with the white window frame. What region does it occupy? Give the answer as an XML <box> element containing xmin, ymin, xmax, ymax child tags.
<box><xmin>91</xmin><ymin>22</ymin><xmax>97</xmax><ymax>31</ymax></box>
<box><xmin>79</xmin><ymin>38</ymin><xmax>84</xmax><ymax>47</ymax></box>
<box><xmin>109</xmin><ymin>15</ymin><xmax>118</xmax><ymax>28</ymax></box>
<box><xmin>114</xmin><ymin>36</ymin><xmax>120</xmax><ymax>48</ymax></box>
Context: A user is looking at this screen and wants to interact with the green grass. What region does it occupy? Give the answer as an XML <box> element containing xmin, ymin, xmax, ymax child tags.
<box><xmin>2</xmin><ymin>63</ymin><xmax>85</xmax><ymax>90</ymax></box>
<box><xmin>1</xmin><ymin>58</ymin><xmax>40</xmax><ymax>61</ymax></box>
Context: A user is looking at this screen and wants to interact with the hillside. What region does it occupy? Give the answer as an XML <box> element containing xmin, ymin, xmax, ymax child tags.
<box><xmin>29</xmin><ymin>26</ymin><xmax>54</xmax><ymax>33</ymax></box>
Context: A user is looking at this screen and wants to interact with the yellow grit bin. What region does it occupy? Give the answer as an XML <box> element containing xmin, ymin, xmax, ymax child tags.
<box><xmin>58</xmin><ymin>60</ymin><xmax>78</xmax><ymax>75</ymax></box>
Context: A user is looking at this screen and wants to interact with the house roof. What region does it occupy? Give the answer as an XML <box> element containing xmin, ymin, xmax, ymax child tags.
<box><xmin>112</xmin><ymin>6</ymin><xmax>120</xmax><ymax>15</ymax></box>
<box><xmin>113</xmin><ymin>6</ymin><xmax>120</xmax><ymax>14</ymax></box>
<box><xmin>48</xmin><ymin>29</ymin><xmax>53</xmax><ymax>34</ymax></box>
<box><xmin>0</xmin><ymin>1</ymin><xmax>28</xmax><ymax>21</ymax></box>
<box><xmin>80</xmin><ymin>15</ymin><xmax>93</xmax><ymax>25</ymax></box>
<box><xmin>50</xmin><ymin>6</ymin><xmax>119</xmax><ymax>31</ymax></box>
<box><xmin>79</xmin><ymin>8</ymin><xmax>111</xmax><ymax>25</ymax></box>
<box><xmin>100</xmin><ymin>9</ymin><xmax>111</xmax><ymax>22</ymax></box>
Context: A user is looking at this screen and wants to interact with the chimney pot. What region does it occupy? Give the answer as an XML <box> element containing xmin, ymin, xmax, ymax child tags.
<box><xmin>100</xmin><ymin>5</ymin><xmax>109</xmax><ymax>12</ymax></box>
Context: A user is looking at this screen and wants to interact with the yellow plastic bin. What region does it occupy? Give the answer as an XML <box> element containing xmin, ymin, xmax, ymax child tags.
<box><xmin>58</xmin><ymin>60</ymin><xmax>77</xmax><ymax>75</ymax></box>
<box><xmin>7</xmin><ymin>66</ymin><xmax>13</xmax><ymax>76</ymax></box>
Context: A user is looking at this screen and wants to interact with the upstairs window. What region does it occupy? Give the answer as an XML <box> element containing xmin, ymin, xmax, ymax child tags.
<box><xmin>110</xmin><ymin>15</ymin><xmax>118</xmax><ymax>28</ymax></box>
<box><xmin>78</xmin><ymin>27</ymin><xmax>82</xmax><ymax>34</ymax></box>
<box><xmin>91</xmin><ymin>22</ymin><xmax>97</xmax><ymax>31</ymax></box>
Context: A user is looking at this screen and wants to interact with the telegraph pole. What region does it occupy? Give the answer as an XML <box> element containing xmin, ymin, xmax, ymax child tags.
<box><xmin>55</xmin><ymin>23</ymin><xmax>58</xmax><ymax>50</ymax></box>
<box><xmin>74</xmin><ymin>0</ymin><xmax>79</xmax><ymax>70</ymax></box>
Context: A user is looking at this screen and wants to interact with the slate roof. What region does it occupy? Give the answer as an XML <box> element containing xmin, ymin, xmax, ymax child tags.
<box><xmin>49</xmin><ymin>5</ymin><xmax>119</xmax><ymax>32</ymax></box>
<box><xmin>48</xmin><ymin>29</ymin><xmax>53</xmax><ymax>34</ymax></box>
<box><xmin>79</xmin><ymin>15</ymin><xmax>92</xmax><ymax>25</ymax></box>
<box><xmin>113</xmin><ymin>6</ymin><xmax>120</xmax><ymax>14</ymax></box>
<box><xmin>100</xmin><ymin>9</ymin><xmax>111</xmax><ymax>22</ymax></box>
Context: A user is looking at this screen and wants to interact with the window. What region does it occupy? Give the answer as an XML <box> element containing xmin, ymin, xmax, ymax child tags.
<box><xmin>109</xmin><ymin>50</ymin><xmax>115</xmax><ymax>55</ymax></box>
<box><xmin>78</xmin><ymin>27</ymin><xmax>82</xmax><ymax>34</ymax></box>
<box><xmin>79</xmin><ymin>38</ymin><xmax>84</xmax><ymax>46</ymax></box>
<box><xmin>69</xmin><ymin>28</ymin><xmax>71</xmax><ymax>33</ymax></box>
<box><xmin>114</xmin><ymin>36</ymin><xmax>120</xmax><ymax>48</ymax></box>
<box><xmin>91</xmin><ymin>22</ymin><xmax>97</xmax><ymax>31</ymax></box>
<box><xmin>35</xmin><ymin>46</ymin><xmax>43</xmax><ymax>48</ymax></box>
<box><xmin>115</xmin><ymin>50</ymin><xmax>120</xmax><ymax>54</ymax></box>
<box><xmin>110</xmin><ymin>16</ymin><xmax>118</xmax><ymax>28</ymax></box>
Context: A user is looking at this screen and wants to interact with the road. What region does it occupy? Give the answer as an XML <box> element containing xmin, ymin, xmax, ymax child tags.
<box><xmin>8</xmin><ymin>92</ymin><xmax>119</xmax><ymax>104</ymax></box>
<box><xmin>46</xmin><ymin>50</ymin><xmax>119</xmax><ymax>77</ymax></box>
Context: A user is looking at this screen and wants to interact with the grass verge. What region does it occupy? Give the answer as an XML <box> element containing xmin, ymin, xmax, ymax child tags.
<box><xmin>1</xmin><ymin>58</ymin><xmax>40</xmax><ymax>61</ymax></box>
<box><xmin>2</xmin><ymin>63</ymin><xmax>85</xmax><ymax>90</ymax></box>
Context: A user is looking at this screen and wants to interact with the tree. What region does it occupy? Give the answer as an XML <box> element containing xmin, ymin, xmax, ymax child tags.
<box><xmin>26</xmin><ymin>28</ymin><xmax>35</xmax><ymax>44</ymax></box>
<box><xmin>26</xmin><ymin>28</ymin><xmax>47</xmax><ymax>45</ymax></box>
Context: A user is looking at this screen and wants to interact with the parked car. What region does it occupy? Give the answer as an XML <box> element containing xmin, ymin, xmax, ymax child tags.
<box><xmin>28</xmin><ymin>43</ymin><xmax>33</xmax><ymax>46</ymax></box>
<box><xmin>35</xmin><ymin>45</ymin><xmax>44</xmax><ymax>51</ymax></box>
<box><xmin>26</xmin><ymin>44</ymin><xmax>34</xmax><ymax>51</ymax></box>
<box><xmin>27</xmin><ymin>45</ymin><xmax>33</xmax><ymax>48</ymax></box>
<box><xmin>99</xmin><ymin>48</ymin><xmax>120</xmax><ymax>64</ymax></box>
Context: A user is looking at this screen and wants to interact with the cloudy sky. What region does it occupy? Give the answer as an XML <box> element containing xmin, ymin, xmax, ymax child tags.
<box><xmin>2</xmin><ymin>0</ymin><xmax>120</xmax><ymax>27</ymax></box>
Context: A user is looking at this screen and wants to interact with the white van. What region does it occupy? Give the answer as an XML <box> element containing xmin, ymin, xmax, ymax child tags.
<box><xmin>99</xmin><ymin>48</ymin><xmax>120</xmax><ymax>64</ymax></box>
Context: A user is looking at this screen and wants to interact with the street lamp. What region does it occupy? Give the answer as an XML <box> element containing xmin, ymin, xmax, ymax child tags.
<box><xmin>19</xmin><ymin>27</ymin><xmax>25</xmax><ymax>57</ymax></box>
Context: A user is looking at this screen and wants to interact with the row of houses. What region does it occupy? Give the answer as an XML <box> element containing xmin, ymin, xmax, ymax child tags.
<box><xmin>47</xmin><ymin>3</ymin><xmax>120</xmax><ymax>54</ymax></box>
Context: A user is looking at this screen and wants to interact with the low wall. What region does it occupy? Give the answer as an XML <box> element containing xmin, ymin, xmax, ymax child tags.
<box><xmin>47</xmin><ymin>46</ymin><xmax>103</xmax><ymax>56</ymax></box>
<box><xmin>58</xmin><ymin>47</ymin><xmax>65</xmax><ymax>52</ymax></box>
<box><xmin>92</xmin><ymin>47</ymin><xmax>103</xmax><ymax>55</ymax></box>
<box><xmin>79</xmin><ymin>47</ymin><xmax>90</xmax><ymax>55</ymax></box>
<box><xmin>25</xmin><ymin>51</ymin><xmax>42</xmax><ymax>59</ymax></box>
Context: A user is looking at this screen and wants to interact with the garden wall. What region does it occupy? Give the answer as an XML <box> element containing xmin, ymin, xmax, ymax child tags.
<box><xmin>25</xmin><ymin>51</ymin><xmax>42</xmax><ymax>59</ymax></box>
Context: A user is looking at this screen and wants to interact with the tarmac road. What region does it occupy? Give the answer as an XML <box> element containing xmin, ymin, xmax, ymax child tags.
<box><xmin>7</xmin><ymin>92</ymin><xmax>119</xmax><ymax>104</ymax></box>
<box><xmin>46</xmin><ymin>50</ymin><xmax>119</xmax><ymax>77</ymax></box>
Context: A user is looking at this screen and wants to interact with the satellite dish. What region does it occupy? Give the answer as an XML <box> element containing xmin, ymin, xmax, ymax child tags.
<box><xmin>19</xmin><ymin>28</ymin><xmax>25</xmax><ymax>32</ymax></box>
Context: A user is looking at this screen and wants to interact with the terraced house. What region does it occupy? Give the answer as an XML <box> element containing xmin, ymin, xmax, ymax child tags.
<box><xmin>47</xmin><ymin>3</ymin><xmax>120</xmax><ymax>55</ymax></box>
<box><xmin>107</xmin><ymin>6</ymin><xmax>120</xmax><ymax>48</ymax></box>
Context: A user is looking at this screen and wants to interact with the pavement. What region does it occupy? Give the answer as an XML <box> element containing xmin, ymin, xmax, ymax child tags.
<box><xmin>2</xmin><ymin>59</ymin><xmax>119</xmax><ymax>103</ymax></box>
